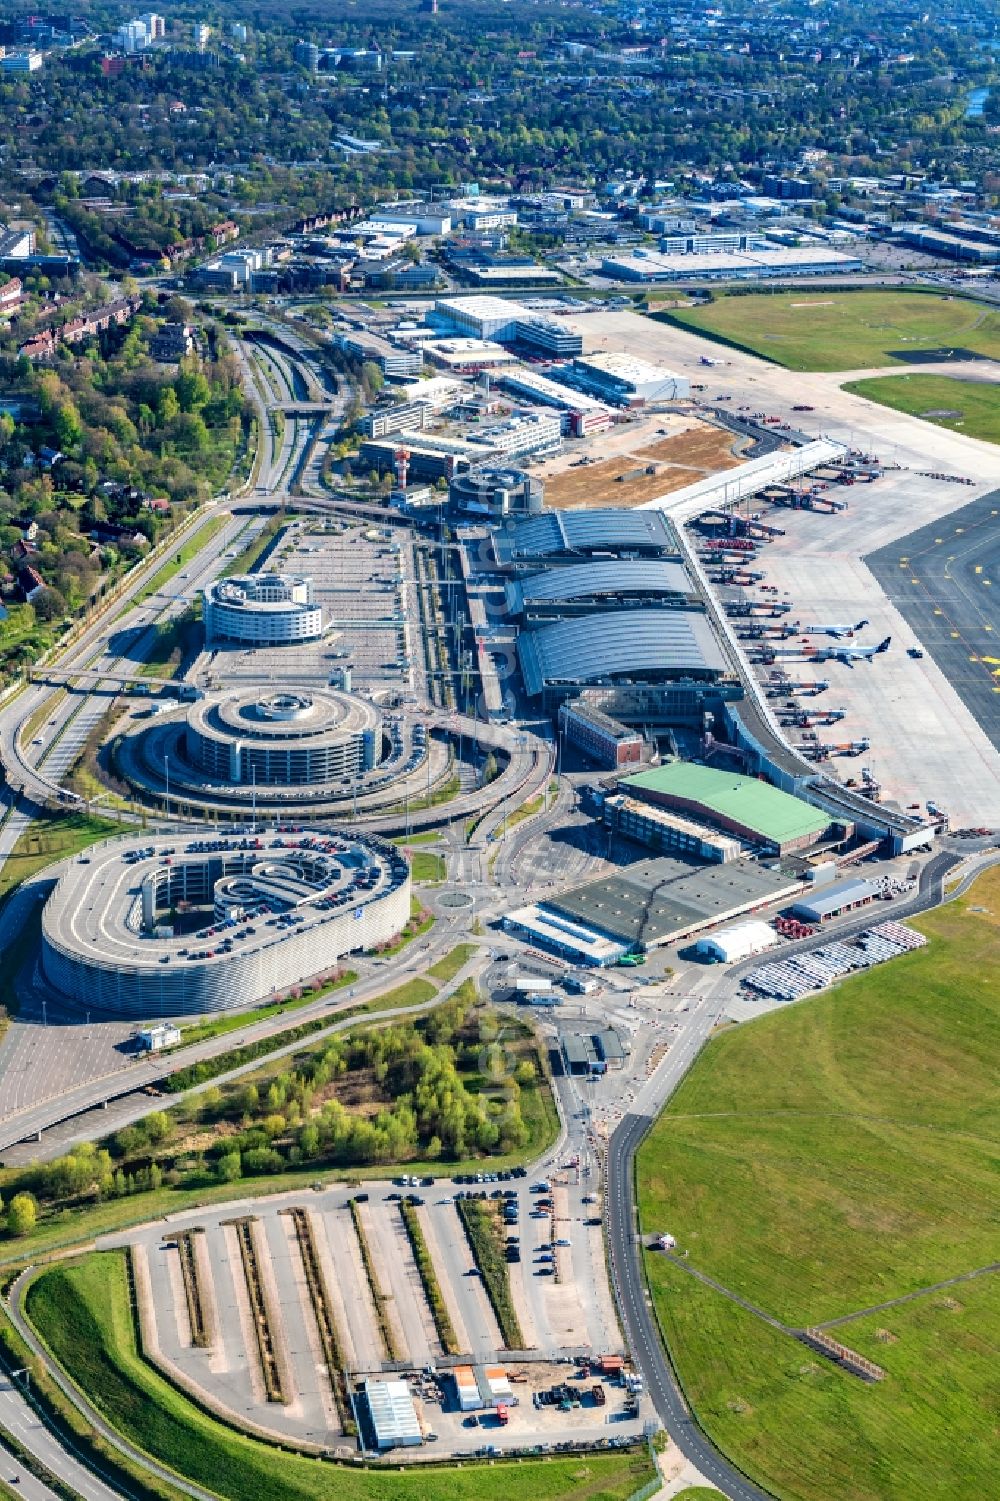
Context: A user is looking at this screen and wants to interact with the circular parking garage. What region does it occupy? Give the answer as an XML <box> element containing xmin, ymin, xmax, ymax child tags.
<box><xmin>41</xmin><ymin>829</ymin><xmax>411</xmax><ymax>1017</ymax></box>
<box><xmin>203</xmin><ymin>573</ymin><xmax>324</xmax><ymax>645</ymax></box>
<box><xmin>185</xmin><ymin>687</ymin><xmax>383</xmax><ymax>787</ymax></box>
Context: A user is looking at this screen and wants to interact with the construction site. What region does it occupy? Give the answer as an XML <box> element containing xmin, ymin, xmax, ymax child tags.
<box><xmin>538</xmin><ymin>413</ymin><xmax>745</xmax><ymax>509</ymax></box>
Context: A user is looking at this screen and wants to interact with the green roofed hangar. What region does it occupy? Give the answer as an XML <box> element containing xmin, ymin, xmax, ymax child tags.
<box><xmin>618</xmin><ymin>761</ymin><xmax>834</xmax><ymax>857</ymax></box>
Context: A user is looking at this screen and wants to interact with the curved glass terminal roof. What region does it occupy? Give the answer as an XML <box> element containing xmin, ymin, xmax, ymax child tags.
<box><xmin>510</xmin><ymin>559</ymin><xmax>693</xmax><ymax>612</ymax></box>
<box><xmin>494</xmin><ymin>507</ymin><xmax>679</xmax><ymax>563</ymax></box>
<box><xmin>518</xmin><ymin>608</ymin><xmax>726</xmax><ymax>695</ymax></box>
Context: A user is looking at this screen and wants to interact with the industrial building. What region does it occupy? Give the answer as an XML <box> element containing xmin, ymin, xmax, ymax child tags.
<box><xmin>791</xmin><ymin>878</ymin><xmax>882</xmax><ymax>924</ymax></box>
<box><xmin>602</xmin><ymin>793</ymin><xmax>741</xmax><ymax>862</ymax></box>
<box><xmin>359</xmin><ymin>429</ymin><xmax>490</xmax><ymax>481</ymax></box>
<box><xmin>203</xmin><ymin>574</ymin><xmax>324</xmax><ymax>645</ymax></box>
<box><xmin>41</xmin><ymin>831</ymin><xmax>411</xmax><ymax>1017</ymax></box>
<box><xmin>492</xmin><ymin>507</ymin><xmax>680</xmax><ymax>567</ymax></box>
<box><xmin>695</xmin><ymin>919</ymin><xmax>780</xmax><ymax>964</ymax></box>
<box><xmin>185</xmin><ymin>688</ymin><xmax>381</xmax><ymax>786</ymax></box>
<box><xmin>562</xmin><ymin>1028</ymin><xmax>627</xmax><ymax>1075</ymax></box>
<box><xmin>504</xmin><ymin>855</ymin><xmax>802</xmax><ymax>963</ymax></box>
<box><xmin>506</xmin><ymin>559</ymin><xmax>697</xmax><ymax>619</ymax></box>
<box><xmin>599</xmin><ymin>247</ymin><xmax>863</xmax><ymax>282</ymax></box>
<box><xmin>360</xmin><ymin>1379</ymin><xmax>422</xmax><ymax>1450</ymax></box>
<box><xmin>558</xmin><ymin>702</ymin><xmax>644</xmax><ymax>770</ymax></box>
<box><xmin>619</xmin><ymin>762</ymin><xmax>832</xmax><ymax>856</ymax></box>
<box><xmin>558</xmin><ymin>351</ymin><xmax>690</xmax><ymax>405</ymax></box>
<box><xmin>498</xmin><ymin>366</ymin><xmax>615</xmax><ymax>436</ymax></box>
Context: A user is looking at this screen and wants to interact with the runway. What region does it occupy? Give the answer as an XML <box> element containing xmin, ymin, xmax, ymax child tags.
<box><xmin>866</xmin><ymin>489</ymin><xmax>1000</xmax><ymax>754</ymax></box>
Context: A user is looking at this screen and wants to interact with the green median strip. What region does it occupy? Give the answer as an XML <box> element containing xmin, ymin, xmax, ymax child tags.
<box><xmin>399</xmin><ymin>1200</ymin><xmax>461</xmax><ymax>1355</ymax></box>
<box><xmin>456</xmin><ymin>1198</ymin><xmax>525</xmax><ymax>1350</ymax></box>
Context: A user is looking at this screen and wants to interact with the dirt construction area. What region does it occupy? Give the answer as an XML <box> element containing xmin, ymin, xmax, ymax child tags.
<box><xmin>539</xmin><ymin>414</ymin><xmax>743</xmax><ymax>509</ymax></box>
<box><xmin>105</xmin><ymin>1177</ymin><xmax>642</xmax><ymax>1460</ymax></box>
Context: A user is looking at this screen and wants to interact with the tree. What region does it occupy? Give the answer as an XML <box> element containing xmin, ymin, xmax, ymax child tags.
<box><xmin>7</xmin><ymin>1193</ymin><xmax>36</xmax><ymax>1237</ymax></box>
<box><xmin>156</xmin><ymin>386</ymin><xmax>180</xmax><ymax>426</ymax></box>
<box><xmin>216</xmin><ymin>1151</ymin><xmax>242</xmax><ymax>1183</ymax></box>
<box><xmin>32</xmin><ymin>586</ymin><xmax>66</xmax><ymax>622</ymax></box>
<box><xmin>361</xmin><ymin>360</ymin><xmax>384</xmax><ymax>398</ymax></box>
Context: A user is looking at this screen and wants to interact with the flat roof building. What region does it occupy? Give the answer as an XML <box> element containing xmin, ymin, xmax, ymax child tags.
<box><xmin>599</xmin><ymin>247</ymin><xmax>863</xmax><ymax>282</ymax></box>
<box><xmin>361</xmin><ymin>1379</ymin><xmax>422</xmax><ymax>1449</ymax></box>
<box><xmin>603</xmin><ymin>793</ymin><xmax>742</xmax><ymax>863</ymax></box>
<box><xmin>507</xmin><ymin>855</ymin><xmax>802</xmax><ymax>961</ymax></box>
<box><xmin>791</xmin><ymin>878</ymin><xmax>881</xmax><ymax>923</ymax></box>
<box><xmin>559</xmin><ymin>702</ymin><xmax>644</xmax><ymax>771</ymax></box>
<box><xmin>621</xmin><ymin>761</ymin><xmax>831</xmax><ymax>856</ymax></box>
<box><xmin>560</xmin><ymin>351</ymin><xmax>689</xmax><ymax>405</ymax></box>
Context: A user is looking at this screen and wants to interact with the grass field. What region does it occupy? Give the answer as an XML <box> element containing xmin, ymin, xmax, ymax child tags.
<box><xmin>410</xmin><ymin>850</ymin><xmax>446</xmax><ymax>883</ymax></box>
<box><xmin>637</xmin><ymin>868</ymin><xmax>1000</xmax><ymax>1501</ymax></box>
<box><xmin>427</xmin><ymin>942</ymin><xmax>478</xmax><ymax>983</ymax></box>
<box><xmin>132</xmin><ymin>515</ymin><xmax>227</xmax><ymax>605</ymax></box>
<box><xmin>842</xmin><ymin>373</ymin><xmax>1000</xmax><ymax>444</ymax></box>
<box><xmin>0</xmin><ymin>810</ymin><xmax>122</xmax><ymax>906</ymax></box>
<box><xmin>26</xmin><ymin>1252</ymin><xmax>653</xmax><ymax>1501</ymax></box>
<box><xmin>663</xmin><ymin>290</ymin><xmax>1000</xmax><ymax>371</ymax></box>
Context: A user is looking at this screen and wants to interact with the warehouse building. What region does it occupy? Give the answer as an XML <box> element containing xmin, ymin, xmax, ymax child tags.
<box><xmin>506</xmin><ymin>559</ymin><xmax>697</xmax><ymax>619</ymax></box>
<box><xmin>620</xmin><ymin>762</ymin><xmax>832</xmax><ymax>856</ymax></box>
<box><xmin>558</xmin><ymin>351</ymin><xmax>690</xmax><ymax>405</ymax></box>
<box><xmin>599</xmin><ymin>247</ymin><xmax>863</xmax><ymax>282</ymax></box>
<box><xmin>602</xmin><ymin>793</ymin><xmax>741</xmax><ymax>862</ymax></box>
<box><xmin>791</xmin><ymin>878</ymin><xmax>881</xmax><ymax>924</ymax></box>
<box><xmin>504</xmin><ymin>855</ymin><xmax>802</xmax><ymax>963</ymax></box>
<box><xmin>559</xmin><ymin>702</ymin><xmax>645</xmax><ymax>770</ymax></box>
<box><xmin>492</xmin><ymin>507</ymin><xmax>681</xmax><ymax>568</ymax></box>
<box><xmin>695</xmin><ymin>919</ymin><xmax>780</xmax><ymax>964</ymax></box>
<box><xmin>361</xmin><ymin>1379</ymin><xmax>422</xmax><ymax>1450</ymax></box>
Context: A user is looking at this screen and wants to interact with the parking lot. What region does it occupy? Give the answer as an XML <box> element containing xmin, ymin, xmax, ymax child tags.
<box><xmin>106</xmin><ymin>1174</ymin><xmax>638</xmax><ymax>1458</ymax></box>
<box><xmin>198</xmin><ymin>519</ymin><xmax>422</xmax><ymax>702</ymax></box>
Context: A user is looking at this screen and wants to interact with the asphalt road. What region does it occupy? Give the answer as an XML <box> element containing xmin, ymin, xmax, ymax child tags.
<box><xmin>866</xmin><ymin>488</ymin><xmax>1000</xmax><ymax>752</ymax></box>
<box><xmin>0</xmin><ymin>1372</ymin><xmax>123</xmax><ymax>1501</ymax></box>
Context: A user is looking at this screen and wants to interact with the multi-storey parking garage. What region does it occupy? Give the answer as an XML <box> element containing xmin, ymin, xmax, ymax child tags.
<box><xmin>203</xmin><ymin>574</ymin><xmax>324</xmax><ymax>645</ymax></box>
<box><xmin>41</xmin><ymin>830</ymin><xmax>411</xmax><ymax>1017</ymax></box>
<box><xmin>185</xmin><ymin>688</ymin><xmax>382</xmax><ymax>786</ymax></box>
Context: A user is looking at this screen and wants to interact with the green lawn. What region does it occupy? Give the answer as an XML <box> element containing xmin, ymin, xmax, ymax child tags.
<box><xmin>410</xmin><ymin>850</ymin><xmax>446</xmax><ymax>883</ymax></box>
<box><xmin>662</xmin><ymin>290</ymin><xmax>1000</xmax><ymax>371</ymax></box>
<box><xmin>0</xmin><ymin>810</ymin><xmax>122</xmax><ymax>906</ymax></box>
<box><xmin>26</xmin><ymin>1252</ymin><xmax>653</xmax><ymax>1501</ymax></box>
<box><xmin>133</xmin><ymin>515</ymin><xmax>227</xmax><ymax>605</ymax></box>
<box><xmin>842</xmin><ymin>373</ymin><xmax>1000</xmax><ymax>445</ymax></box>
<box><xmin>427</xmin><ymin>943</ymin><xmax>479</xmax><ymax>983</ymax></box>
<box><xmin>636</xmin><ymin>868</ymin><xmax>1000</xmax><ymax>1501</ymax></box>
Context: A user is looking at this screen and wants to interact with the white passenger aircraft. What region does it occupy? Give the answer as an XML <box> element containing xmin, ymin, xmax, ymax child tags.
<box><xmin>807</xmin><ymin>637</ymin><xmax>891</xmax><ymax>666</ymax></box>
<box><xmin>801</xmin><ymin>619</ymin><xmax>869</xmax><ymax>639</ymax></box>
